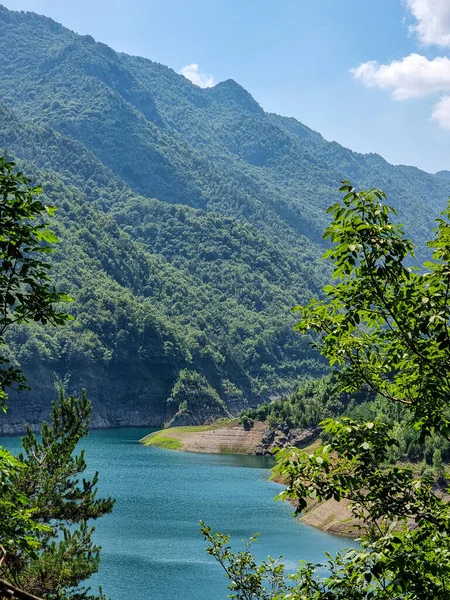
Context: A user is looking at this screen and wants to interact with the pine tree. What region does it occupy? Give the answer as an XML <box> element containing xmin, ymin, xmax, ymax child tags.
<box><xmin>1</xmin><ymin>390</ymin><xmax>115</xmax><ymax>600</ymax></box>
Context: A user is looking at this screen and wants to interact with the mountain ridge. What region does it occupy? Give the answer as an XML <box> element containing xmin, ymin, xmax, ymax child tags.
<box><xmin>0</xmin><ymin>5</ymin><xmax>449</xmax><ymax>431</ymax></box>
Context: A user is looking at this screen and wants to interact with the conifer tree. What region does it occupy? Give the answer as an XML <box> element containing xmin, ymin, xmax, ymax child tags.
<box><xmin>1</xmin><ymin>390</ymin><xmax>114</xmax><ymax>600</ymax></box>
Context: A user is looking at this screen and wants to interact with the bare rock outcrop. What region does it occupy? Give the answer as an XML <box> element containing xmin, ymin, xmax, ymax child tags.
<box><xmin>254</xmin><ymin>425</ymin><xmax>320</xmax><ymax>455</ymax></box>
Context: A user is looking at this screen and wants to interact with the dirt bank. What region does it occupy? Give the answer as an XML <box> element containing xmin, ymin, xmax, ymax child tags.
<box><xmin>299</xmin><ymin>498</ymin><xmax>361</xmax><ymax>537</ymax></box>
<box><xmin>140</xmin><ymin>420</ymin><xmax>268</xmax><ymax>454</ymax></box>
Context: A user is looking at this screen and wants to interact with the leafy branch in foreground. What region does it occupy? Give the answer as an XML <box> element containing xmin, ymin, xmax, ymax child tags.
<box><xmin>204</xmin><ymin>183</ymin><xmax>450</xmax><ymax>598</ymax></box>
<box><xmin>276</xmin><ymin>418</ymin><xmax>450</xmax><ymax>597</ymax></box>
<box><xmin>0</xmin><ymin>156</ymin><xmax>72</xmax><ymax>407</ymax></box>
<box><xmin>200</xmin><ymin>523</ymin><xmax>288</xmax><ymax>600</ymax></box>
<box><xmin>295</xmin><ymin>182</ymin><xmax>450</xmax><ymax>440</ymax></box>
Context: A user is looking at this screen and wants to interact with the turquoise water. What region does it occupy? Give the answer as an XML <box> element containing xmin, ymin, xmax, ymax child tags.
<box><xmin>2</xmin><ymin>428</ymin><xmax>354</xmax><ymax>599</ymax></box>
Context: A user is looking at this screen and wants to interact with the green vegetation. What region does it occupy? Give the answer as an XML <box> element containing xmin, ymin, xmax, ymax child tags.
<box><xmin>3</xmin><ymin>392</ymin><xmax>114</xmax><ymax>600</ymax></box>
<box><xmin>240</xmin><ymin>374</ymin><xmax>373</xmax><ymax>430</ymax></box>
<box><xmin>0</xmin><ymin>157</ymin><xmax>71</xmax><ymax>406</ymax></box>
<box><xmin>241</xmin><ymin>376</ymin><xmax>448</xmax><ymax>473</ymax></box>
<box><xmin>296</xmin><ymin>181</ymin><xmax>450</xmax><ymax>439</ymax></box>
<box><xmin>142</xmin><ymin>433</ymin><xmax>183</xmax><ymax>450</ymax></box>
<box><xmin>345</xmin><ymin>395</ymin><xmax>450</xmax><ymax>474</ymax></box>
<box><xmin>167</xmin><ymin>369</ymin><xmax>227</xmax><ymax>423</ymax></box>
<box><xmin>0</xmin><ymin>5</ymin><xmax>449</xmax><ymax>426</ymax></box>
<box><xmin>206</xmin><ymin>183</ymin><xmax>450</xmax><ymax>598</ymax></box>
<box><xmin>0</xmin><ymin>159</ymin><xmax>112</xmax><ymax>599</ymax></box>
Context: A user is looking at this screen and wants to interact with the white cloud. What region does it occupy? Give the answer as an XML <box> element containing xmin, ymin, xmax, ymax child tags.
<box><xmin>351</xmin><ymin>53</ymin><xmax>450</xmax><ymax>100</ymax></box>
<box><xmin>350</xmin><ymin>1</ymin><xmax>450</xmax><ymax>131</ymax></box>
<box><xmin>406</xmin><ymin>0</ymin><xmax>450</xmax><ymax>47</ymax></box>
<box><xmin>432</xmin><ymin>95</ymin><xmax>450</xmax><ymax>128</ymax></box>
<box><xmin>180</xmin><ymin>63</ymin><xmax>214</xmax><ymax>88</ymax></box>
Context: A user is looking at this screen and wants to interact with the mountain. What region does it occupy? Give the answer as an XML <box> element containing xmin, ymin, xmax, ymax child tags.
<box><xmin>435</xmin><ymin>170</ymin><xmax>450</xmax><ymax>181</ymax></box>
<box><xmin>0</xmin><ymin>5</ymin><xmax>449</xmax><ymax>432</ymax></box>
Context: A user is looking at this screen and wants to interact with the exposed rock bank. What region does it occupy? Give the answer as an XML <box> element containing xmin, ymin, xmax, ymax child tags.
<box><xmin>254</xmin><ymin>425</ymin><xmax>320</xmax><ymax>455</ymax></box>
<box><xmin>141</xmin><ymin>420</ymin><xmax>322</xmax><ymax>456</ymax></box>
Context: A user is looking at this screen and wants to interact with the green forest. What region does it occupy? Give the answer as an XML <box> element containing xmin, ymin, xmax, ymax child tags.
<box><xmin>0</xmin><ymin>6</ymin><xmax>449</xmax><ymax>430</ymax></box>
<box><xmin>2</xmin><ymin>3</ymin><xmax>450</xmax><ymax>598</ymax></box>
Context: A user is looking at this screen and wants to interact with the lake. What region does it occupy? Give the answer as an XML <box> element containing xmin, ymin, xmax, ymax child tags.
<box><xmin>2</xmin><ymin>428</ymin><xmax>354</xmax><ymax>599</ymax></box>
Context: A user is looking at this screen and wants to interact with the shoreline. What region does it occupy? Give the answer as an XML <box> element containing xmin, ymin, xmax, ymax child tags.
<box><xmin>140</xmin><ymin>420</ymin><xmax>358</xmax><ymax>538</ymax></box>
<box><xmin>140</xmin><ymin>419</ymin><xmax>268</xmax><ymax>454</ymax></box>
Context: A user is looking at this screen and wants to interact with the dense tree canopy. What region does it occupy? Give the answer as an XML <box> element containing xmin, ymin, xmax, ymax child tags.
<box><xmin>0</xmin><ymin>5</ymin><xmax>449</xmax><ymax>426</ymax></box>
<box><xmin>296</xmin><ymin>182</ymin><xmax>450</xmax><ymax>439</ymax></box>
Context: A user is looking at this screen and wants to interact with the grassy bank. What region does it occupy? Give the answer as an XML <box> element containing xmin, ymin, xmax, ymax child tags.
<box><xmin>142</xmin><ymin>434</ymin><xmax>183</xmax><ymax>450</ymax></box>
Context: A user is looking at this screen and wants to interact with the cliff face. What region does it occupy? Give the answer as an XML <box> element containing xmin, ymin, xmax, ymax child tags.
<box><xmin>3</xmin><ymin>363</ymin><xmax>170</xmax><ymax>434</ymax></box>
<box><xmin>3</xmin><ymin>362</ymin><xmax>251</xmax><ymax>434</ymax></box>
<box><xmin>254</xmin><ymin>426</ymin><xmax>320</xmax><ymax>455</ymax></box>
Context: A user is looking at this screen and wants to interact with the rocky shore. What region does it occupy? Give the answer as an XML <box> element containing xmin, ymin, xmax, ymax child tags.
<box><xmin>254</xmin><ymin>424</ymin><xmax>320</xmax><ymax>455</ymax></box>
<box><xmin>140</xmin><ymin>420</ymin><xmax>321</xmax><ymax>455</ymax></box>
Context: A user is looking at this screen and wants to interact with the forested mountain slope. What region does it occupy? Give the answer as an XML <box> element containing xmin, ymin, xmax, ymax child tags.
<box><xmin>0</xmin><ymin>5</ymin><xmax>449</xmax><ymax>431</ymax></box>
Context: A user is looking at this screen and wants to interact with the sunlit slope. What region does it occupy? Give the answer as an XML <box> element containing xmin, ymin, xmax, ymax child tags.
<box><xmin>0</xmin><ymin>5</ymin><xmax>449</xmax><ymax>429</ymax></box>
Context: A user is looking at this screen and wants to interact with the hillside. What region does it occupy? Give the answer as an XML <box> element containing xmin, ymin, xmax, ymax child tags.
<box><xmin>0</xmin><ymin>4</ymin><xmax>449</xmax><ymax>431</ymax></box>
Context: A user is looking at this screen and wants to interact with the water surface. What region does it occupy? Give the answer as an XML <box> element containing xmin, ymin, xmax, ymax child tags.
<box><xmin>2</xmin><ymin>428</ymin><xmax>354</xmax><ymax>599</ymax></box>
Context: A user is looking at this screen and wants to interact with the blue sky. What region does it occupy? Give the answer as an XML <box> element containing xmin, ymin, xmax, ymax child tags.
<box><xmin>2</xmin><ymin>0</ymin><xmax>450</xmax><ymax>173</ymax></box>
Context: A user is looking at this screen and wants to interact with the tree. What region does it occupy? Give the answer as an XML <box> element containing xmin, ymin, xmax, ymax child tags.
<box><xmin>432</xmin><ymin>448</ymin><xmax>445</xmax><ymax>482</ymax></box>
<box><xmin>0</xmin><ymin>156</ymin><xmax>72</xmax><ymax>407</ymax></box>
<box><xmin>295</xmin><ymin>181</ymin><xmax>450</xmax><ymax>441</ymax></box>
<box><xmin>0</xmin><ymin>446</ymin><xmax>45</xmax><ymax>570</ymax></box>
<box><xmin>0</xmin><ymin>159</ymin><xmax>112</xmax><ymax>600</ymax></box>
<box><xmin>205</xmin><ymin>183</ymin><xmax>450</xmax><ymax>598</ymax></box>
<box><xmin>0</xmin><ymin>390</ymin><xmax>114</xmax><ymax>600</ymax></box>
<box><xmin>200</xmin><ymin>523</ymin><xmax>288</xmax><ymax>600</ymax></box>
